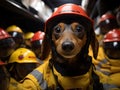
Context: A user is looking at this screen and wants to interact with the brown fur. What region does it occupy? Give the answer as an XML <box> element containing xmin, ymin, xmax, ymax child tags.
<box><xmin>52</xmin><ymin>22</ymin><xmax>87</xmax><ymax>63</ymax></box>
<box><xmin>41</xmin><ymin>22</ymin><xmax>98</xmax><ymax>61</ymax></box>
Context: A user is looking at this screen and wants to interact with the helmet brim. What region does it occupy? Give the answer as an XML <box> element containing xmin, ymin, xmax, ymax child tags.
<box><xmin>45</xmin><ymin>13</ymin><xmax>93</xmax><ymax>35</ymax></box>
<box><xmin>0</xmin><ymin>61</ymin><xmax>6</xmax><ymax>66</ymax></box>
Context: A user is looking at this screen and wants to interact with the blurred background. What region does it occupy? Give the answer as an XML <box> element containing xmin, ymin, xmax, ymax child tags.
<box><xmin>0</xmin><ymin>0</ymin><xmax>120</xmax><ymax>33</ymax></box>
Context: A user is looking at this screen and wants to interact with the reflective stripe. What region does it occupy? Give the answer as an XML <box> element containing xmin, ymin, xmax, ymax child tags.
<box><xmin>97</xmin><ymin>59</ymin><xmax>108</xmax><ymax>67</ymax></box>
<box><xmin>96</xmin><ymin>59</ymin><xmax>110</xmax><ymax>75</ymax></box>
<box><xmin>30</xmin><ymin>70</ymin><xmax>48</xmax><ymax>90</ymax></box>
<box><xmin>103</xmin><ymin>83</ymin><xmax>119</xmax><ymax>90</ymax></box>
<box><xmin>96</xmin><ymin>66</ymin><xmax>110</xmax><ymax>75</ymax></box>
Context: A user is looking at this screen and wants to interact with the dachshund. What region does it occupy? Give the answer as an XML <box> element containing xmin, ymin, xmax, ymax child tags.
<box><xmin>39</xmin><ymin>3</ymin><xmax>103</xmax><ymax>90</ymax></box>
<box><xmin>40</xmin><ymin>20</ymin><xmax>104</xmax><ymax>89</ymax></box>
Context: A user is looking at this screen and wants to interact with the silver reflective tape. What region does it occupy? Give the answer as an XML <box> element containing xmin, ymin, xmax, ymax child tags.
<box><xmin>30</xmin><ymin>70</ymin><xmax>48</xmax><ymax>90</ymax></box>
<box><xmin>97</xmin><ymin>59</ymin><xmax>108</xmax><ymax>67</ymax></box>
<box><xmin>103</xmin><ymin>83</ymin><xmax>119</xmax><ymax>90</ymax></box>
<box><xmin>96</xmin><ymin>59</ymin><xmax>110</xmax><ymax>75</ymax></box>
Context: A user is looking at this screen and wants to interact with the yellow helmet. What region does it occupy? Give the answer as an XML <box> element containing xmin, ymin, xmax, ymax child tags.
<box><xmin>24</xmin><ymin>32</ymin><xmax>34</xmax><ymax>40</ymax></box>
<box><xmin>8</xmin><ymin>48</ymin><xmax>39</xmax><ymax>63</ymax></box>
<box><xmin>6</xmin><ymin>25</ymin><xmax>23</xmax><ymax>33</ymax></box>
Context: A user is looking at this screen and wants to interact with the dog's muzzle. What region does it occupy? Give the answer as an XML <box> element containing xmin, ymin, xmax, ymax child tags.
<box><xmin>62</xmin><ymin>41</ymin><xmax>74</xmax><ymax>52</ymax></box>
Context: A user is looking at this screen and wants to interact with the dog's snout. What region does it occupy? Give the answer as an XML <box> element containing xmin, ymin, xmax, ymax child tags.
<box><xmin>62</xmin><ymin>41</ymin><xmax>74</xmax><ymax>52</ymax></box>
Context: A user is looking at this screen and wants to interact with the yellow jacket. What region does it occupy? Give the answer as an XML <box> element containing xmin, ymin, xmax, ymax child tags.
<box><xmin>10</xmin><ymin>57</ymin><xmax>120</xmax><ymax>90</ymax></box>
<box><xmin>8</xmin><ymin>51</ymin><xmax>120</xmax><ymax>90</ymax></box>
<box><xmin>89</xmin><ymin>46</ymin><xmax>120</xmax><ymax>89</ymax></box>
<box><xmin>9</xmin><ymin>77</ymin><xmax>24</xmax><ymax>90</ymax></box>
<box><xmin>19</xmin><ymin>60</ymin><xmax>95</xmax><ymax>90</ymax></box>
<box><xmin>89</xmin><ymin>46</ymin><xmax>105</xmax><ymax>65</ymax></box>
<box><xmin>100</xmin><ymin>56</ymin><xmax>120</xmax><ymax>88</ymax></box>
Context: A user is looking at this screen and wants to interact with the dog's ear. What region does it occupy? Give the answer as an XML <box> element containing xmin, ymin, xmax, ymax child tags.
<box><xmin>90</xmin><ymin>28</ymin><xmax>99</xmax><ymax>59</ymax></box>
<box><xmin>40</xmin><ymin>34</ymin><xmax>51</xmax><ymax>60</ymax></box>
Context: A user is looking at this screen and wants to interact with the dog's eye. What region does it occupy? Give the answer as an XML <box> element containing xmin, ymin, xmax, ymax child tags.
<box><xmin>54</xmin><ymin>26</ymin><xmax>61</xmax><ymax>33</ymax></box>
<box><xmin>74</xmin><ymin>25</ymin><xmax>85</xmax><ymax>38</ymax></box>
<box><xmin>75</xmin><ymin>25</ymin><xmax>84</xmax><ymax>32</ymax></box>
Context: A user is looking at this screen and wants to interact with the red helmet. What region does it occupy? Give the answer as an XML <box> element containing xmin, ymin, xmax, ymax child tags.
<box><xmin>98</xmin><ymin>13</ymin><xmax>119</xmax><ymax>35</ymax></box>
<box><xmin>31</xmin><ymin>31</ymin><xmax>45</xmax><ymax>58</ymax></box>
<box><xmin>0</xmin><ymin>28</ymin><xmax>11</xmax><ymax>40</ymax></box>
<box><xmin>0</xmin><ymin>28</ymin><xmax>15</xmax><ymax>59</ymax></box>
<box><xmin>31</xmin><ymin>31</ymin><xmax>45</xmax><ymax>42</ymax></box>
<box><xmin>99</xmin><ymin>13</ymin><xmax>116</xmax><ymax>23</ymax></box>
<box><xmin>103</xmin><ymin>29</ymin><xmax>120</xmax><ymax>42</ymax></box>
<box><xmin>0</xmin><ymin>60</ymin><xmax>6</xmax><ymax>65</ymax></box>
<box><xmin>45</xmin><ymin>3</ymin><xmax>93</xmax><ymax>34</ymax></box>
<box><xmin>103</xmin><ymin>29</ymin><xmax>120</xmax><ymax>59</ymax></box>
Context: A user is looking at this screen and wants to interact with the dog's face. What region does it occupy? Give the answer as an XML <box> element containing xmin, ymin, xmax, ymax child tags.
<box><xmin>52</xmin><ymin>22</ymin><xmax>87</xmax><ymax>59</ymax></box>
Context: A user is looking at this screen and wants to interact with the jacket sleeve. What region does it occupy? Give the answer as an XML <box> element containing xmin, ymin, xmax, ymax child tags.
<box><xmin>18</xmin><ymin>74</ymin><xmax>42</xmax><ymax>90</ymax></box>
<box><xmin>9</xmin><ymin>75</ymin><xmax>41</xmax><ymax>90</ymax></box>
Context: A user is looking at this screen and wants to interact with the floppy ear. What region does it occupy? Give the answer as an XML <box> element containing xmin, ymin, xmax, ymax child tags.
<box><xmin>90</xmin><ymin>28</ymin><xmax>99</xmax><ymax>59</ymax></box>
<box><xmin>40</xmin><ymin>34</ymin><xmax>51</xmax><ymax>60</ymax></box>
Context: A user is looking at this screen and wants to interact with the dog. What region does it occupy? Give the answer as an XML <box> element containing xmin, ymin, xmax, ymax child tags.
<box><xmin>19</xmin><ymin>3</ymin><xmax>103</xmax><ymax>90</ymax></box>
<box><xmin>40</xmin><ymin>20</ymin><xmax>103</xmax><ymax>89</ymax></box>
<box><xmin>39</xmin><ymin>4</ymin><xmax>104</xmax><ymax>89</ymax></box>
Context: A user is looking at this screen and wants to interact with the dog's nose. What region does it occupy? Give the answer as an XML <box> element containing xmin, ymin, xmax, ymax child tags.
<box><xmin>62</xmin><ymin>41</ymin><xmax>74</xmax><ymax>52</ymax></box>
